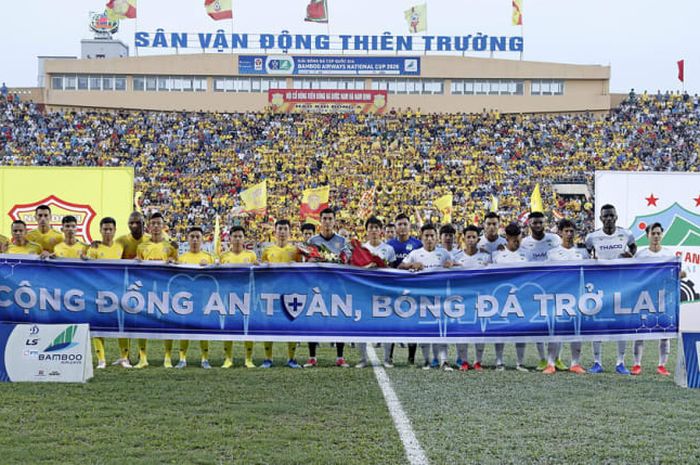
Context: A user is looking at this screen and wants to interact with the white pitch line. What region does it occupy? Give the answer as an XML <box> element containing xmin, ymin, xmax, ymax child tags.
<box><xmin>367</xmin><ymin>346</ymin><xmax>429</xmax><ymax>465</ymax></box>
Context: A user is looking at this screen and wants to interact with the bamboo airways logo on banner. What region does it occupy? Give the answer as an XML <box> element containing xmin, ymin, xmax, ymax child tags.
<box><xmin>44</xmin><ymin>325</ymin><xmax>79</xmax><ymax>352</ymax></box>
<box><xmin>8</xmin><ymin>195</ymin><xmax>97</xmax><ymax>243</ymax></box>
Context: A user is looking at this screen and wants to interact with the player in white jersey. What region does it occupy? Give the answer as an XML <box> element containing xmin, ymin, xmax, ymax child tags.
<box><xmin>545</xmin><ymin>219</ymin><xmax>590</xmax><ymax>374</ymax></box>
<box><xmin>476</xmin><ymin>212</ymin><xmax>507</xmax><ymax>370</ymax></box>
<box><xmin>456</xmin><ymin>225</ymin><xmax>491</xmax><ymax>371</ymax></box>
<box><xmin>491</xmin><ymin>223</ymin><xmax>530</xmax><ymax>372</ymax></box>
<box><xmin>521</xmin><ymin>212</ymin><xmax>564</xmax><ymax>372</ymax></box>
<box><xmin>631</xmin><ymin>222</ymin><xmax>675</xmax><ymax>376</ymax></box>
<box><xmin>400</xmin><ymin>223</ymin><xmax>454</xmax><ymax>371</ymax></box>
<box><xmin>438</xmin><ymin>224</ymin><xmax>467</xmax><ymax>370</ymax></box>
<box><xmin>584</xmin><ymin>204</ymin><xmax>637</xmax><ymax>375</ymax></box>
<box><xmin>356</xmin><ymin>217</ymin><xmax>397</xmax><ymax>369</ymax></box>
<box><xmin>477</xmin><ymin>212</ymin><xmax>507</xmax><ymax>254</ymax></box>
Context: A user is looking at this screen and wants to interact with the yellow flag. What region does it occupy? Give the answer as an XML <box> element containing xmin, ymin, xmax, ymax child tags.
<box><xmin>404</xmin><ymin>4</ymin><xmax>427</xmax><ymax>33</ymax></box>
<box><xmin>530</xmin><ymin>183</ymin><xmax>544</xmax><ymax>213</ymax></box>
<box><xmin>240</xmin><ymin>180</ymin><xmax>267</xmax><ymax>213</ymax></box>
<box><xmin>512</xmin><ymin>0</ymin><xmax>523</xmax><ymax>26</ymax></box>
<box><xmin>434</xmin><ymin>193</ymin><xmax>453</xmax><ymax>223</ymax></box>
<box><xmin>214</xmin><ymin>214</ymin><xmax>221</xmax><ymax>255</ymax></box>
<box><xmin>300</xmin><ymin>185</ymin><xmax>330</xmax><ymax>221</ymax></box>
<box><xmin>490</xmin><ymin>195</ymin><xmax>499</xmax><ymax>213</ymax></box>
<box><xmin>106</xmin><ymin>0</ymin><xmax>137</xmax><ymax>20</ymax></box>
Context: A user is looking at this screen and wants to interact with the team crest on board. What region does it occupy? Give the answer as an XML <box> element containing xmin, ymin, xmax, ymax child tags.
<box><xmin>8</xmin><ymin>195</ymin><xmax>97</xmax><ymax>243</ymax></box>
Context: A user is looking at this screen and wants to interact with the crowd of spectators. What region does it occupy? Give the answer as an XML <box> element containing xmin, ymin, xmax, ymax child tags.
<box><xmin>1</xmin><ymin>90</ymin><xmax>698</xmax><ymax>243</ymax></box>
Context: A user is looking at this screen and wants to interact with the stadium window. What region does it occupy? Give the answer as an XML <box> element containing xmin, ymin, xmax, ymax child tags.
<box><xmin>407</xmin><ymin>80</ymin><xmax>419</xmax><ymax>94</ymax></box>
<box><xmin>464</xmin><ymin>80</ymin><xmax>474</xmax><ymax>95</ymax></box>
<box><xmin>251</xmin><ymin>79</ymin><xmax>261</xmax><ymax>92</ymax></box>
<box><xmin>158</xmin><ymin>76</ymin><xmax>169</xmax><ymax>91</ymax></box>
<box><xmin>451</xmin><ymin>80</ymin><xmax>463</xmax><ymax>95</ymax></box>
<box><xmin>194</xmin><ymin>77</ymin><xmax>207</xmax><ymax>92</ymax></box>
<box><xmin>214</xmin><ymin>77</ymin><xmax>226</xmax><ymax>92</ymax></box>
<box><xmin>388</xmin><ymin>80</ymin><xmax>398</xmax><ymax>94</ymax></box>
<box><xmin>531</xmin><ymin>80</ymin><xmax>541</xmax><ymax>95</ymax></box>
<box><xmin>353</xmin><ymin>80</ymin><xmax>365</xmax><ymax>90</ymax></box>
<box><xmin>170</xmin><ymin>76</ymin><xmax>182</xmax><ymax>91</ymax></box>
<box><xmin>145</xmin><ymin>76</ymin><xmax>157</xmax><ymax>91</ymax></box>
<box><xmin>541</xmin><ymin>81</ymin><xmax>552</xmax><ymax>95</ymax></box>
<box><xmin>424</xmin><ymin>80</ymin><xmax>443</xmax><ymax>95</ymax></box>
<box><xmin>553</xmin><ymin>80</ymin><xmax>564</xmax><ymax>95</ymax></box>
<box><xmin>397</xmin><ymin>80</ymin><xmax>407</xmax><ymax>94</ymax></box>
<box><xmin>489</xmin><ymin>81</ymin><xmax>500</xmax><ymax>95</ymax></box>
<box><xmin>114</xmin><ymin>76</ymin><xmax>126</xmax><ymax>91</ymax></box>
<box><xmin>51</xmin><ymin>76</ymin><xmax>63</xmax><ymax>90</ymax></box>
<box><xmin>102</xmin><ymin>76</ymin><xmax>113</xmax><ymax>91</ymax></box>
<box><xmin>77</xmin><ymin>75</ymin><xmax>89</xmax><ymax>90</ymax></box>
<box><xmin>64</xmin><ymin>76</ymin><xmax>76</xmax><ymax>90</ymax></box>
<box><xmin>499</xmin><ymin>81</ymin><xmax>509</xmax><ymax>94</ymax></box>
<box><xmin>271</xmin><ymin>79</ymin><xmax>286</xmax><ymax>89</ymax></box>
<box><xmin>515</xmin><ymin>81</ymin><xmax>524</xmax><ymax>95</ymax></box>
<box><xmin>182</xmin><ymin>77</ymin><xmax>193</xmax><ymax>92</ymax></box>
<box><xmin>89</xmin><ymin>75</ymin><xmax>101</xmax><ymax>91</ymax></box>
<box><xmin>133</xmin><ymin>76</ymin><xmax>144</xmax><ymax>91</ymax></box>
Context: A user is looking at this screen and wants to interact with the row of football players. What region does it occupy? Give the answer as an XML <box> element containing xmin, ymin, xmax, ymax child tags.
<box><xmin>0</xmin><ymin>204</ymin><xmax>674</xmax><ymax>375</ymax></box>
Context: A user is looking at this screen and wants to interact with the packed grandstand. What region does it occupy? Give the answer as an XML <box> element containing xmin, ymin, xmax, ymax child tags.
<box><xmin>1</xmin><ymin>90</ymin><xmax>698</xmax><ymax>243</ymax></box>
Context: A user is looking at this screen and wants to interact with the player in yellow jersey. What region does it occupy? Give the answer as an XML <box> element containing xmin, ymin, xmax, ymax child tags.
<box><xmin>176</xmin><ymin>227</ymin><xmax>215</xmax><ymax>369</ymax></box>
<box><xmin>0</xmin><ymin>233</ymin><xmax>8</xmax><ymax>253</ymax></box>
<box><xmin>52</xmin><ymin>216</ymin><xmax>88</xmax><ymax>259</ymax></box>
<box><xmin>134</xmin><ymin>212</ymin><xmax>179</xmax><ymax>369</ymax></box>
<box><xmin>116</xmin><ymin>212</ymin><xmax>151</xmax><ymax>260</ymax></box>
<box><xmin>260</xmin><ymin>219</ymin><xmax>301</xmax><ymax>368</ymax></box>
<box><xmin>84</xmin><ymin>217</ymin><xmax>131</xmax><ymax>369</ymax></box>
<box><xmin>6</xmin><ymin>220</ymin><xmax>42</xmax><ymax>255</ymax></box>
<box><xmin>219</xmin><ymin>225</ymin><xmax>259</xmax><ymax>368</ymax></box>
<box><xmin>27</xmin><ymin>205</ymin><xmax>63</xmax><ymax>253</ymax></box>
<box><xmin>86</xmin><ymin>217</ymin><xmax>125</xmax><ymax>260</ymax></box>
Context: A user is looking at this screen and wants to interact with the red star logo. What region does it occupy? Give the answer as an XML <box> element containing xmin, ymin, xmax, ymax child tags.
<box><xmin>694</xmin><ymin>195</ymin><xmax>700</xmax><ymax>207</ymax></box>
<box><xmin>645</xmin><ymin>193</ymin><xmax>658</xmax><ymax>207</ymax></box>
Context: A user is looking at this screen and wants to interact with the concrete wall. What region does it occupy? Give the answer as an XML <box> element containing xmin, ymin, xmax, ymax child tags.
<box><xmin>42</xmin><ymin>54</ymin><xmax>611</xmax><ymax>115</ymax></box>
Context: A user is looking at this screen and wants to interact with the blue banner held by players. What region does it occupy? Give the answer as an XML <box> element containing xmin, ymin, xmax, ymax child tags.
<box><xmin>0</xmin><ymin>256</ymin><xmax>680</xmax><ymax>343</ymax></box>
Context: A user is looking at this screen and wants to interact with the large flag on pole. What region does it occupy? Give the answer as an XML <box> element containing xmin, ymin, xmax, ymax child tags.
<box><xmin>105</xmin><ymin>0</ymin><xmax>137</xmax><ymax>20</ymax></box>
<box><xmin>300</xmin><ymin>186</ymin><xmax>330</xmax><ymax>222</ymax></box>
<box><xmin>358</xmin><ymin>188</ymin><xmax>376</xmax><ymax>219</ymax></box>
<box><xmin>434</xmin><ymin>194</ymin><xmax>453</xmax><ymax>223</ymax></box>
<box><xmin>512</xmin><ymin>0</ymin><xmax>523</xmax><ymax>26</ymax></box>
<box><xmin>240</xmin><ymin>180</ymin><xmax>267</xmax><ymax>213</ymax></box>
<box><xmin>205</xmin><ymin>0</ymin><xmax>233</xmax><ymax>21</ymax></box>
<box><xmin>530</xmin><ymin>183</ymin><xmax>544</xmax><ymax>213</ymax></box>
<box><xmin>404</xmin><ymin>4</ymin><xmax>427</xmax><ymax>33</ymax></box>
<box><xmin>678</xmin><ymin>59</ymin><xmax>685</xmax><ymax>82</ymax></box>
<box><xmin>305</xmin><ymin>0</ymin><xmax>328</xmax><ymax>23</ymax></box>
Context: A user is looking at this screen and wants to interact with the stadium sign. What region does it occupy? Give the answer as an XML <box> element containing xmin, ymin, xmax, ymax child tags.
<box><xmin>0</xmin><ymin>257</ymin><xmax>679</xmax><ymax>343</ymax></box>
<box><xmin>269</xmin><ymin>90</ymin><xmax>388</xmax><ymax>114</ymax></box>
<box><xmin>8</xmin><ymin>195</ymin><xmax>97</xmax><ymax>243</ymax></box>
<box><xmin>240</xmin><ymin>55</ymin><xmax>418</xmax><ymax>76</ymax></box>
<box><xmin>135</xmin><ymin>30</ymin><xmax>524</xmax><ymax>53</ymax></box>
<box><xmin>0</xmin><ymin>323</ymin><xmax>93</xmax><ymax>383</ymax></box>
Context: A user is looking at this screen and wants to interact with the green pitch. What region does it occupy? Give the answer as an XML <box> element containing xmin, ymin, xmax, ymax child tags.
<box><xmin>1</xmin><ymin>342</ymin><xmax>699</xmax><ymax>464</ymax></box>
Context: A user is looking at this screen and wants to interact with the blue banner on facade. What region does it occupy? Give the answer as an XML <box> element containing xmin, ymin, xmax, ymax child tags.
<box><xmin>0</xmin><ymin>256</ymin><xmax>680</xmax><ymax>343</ymax></box>
<box><xmin>238</xmin><ymin>55</ymin><xmax>420</xmax><ymax>76</ymax></box>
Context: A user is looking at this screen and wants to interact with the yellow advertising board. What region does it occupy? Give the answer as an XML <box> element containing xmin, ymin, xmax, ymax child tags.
<box><xmin>0</xmin><ymin>167</ymin><xmax>134</xmax><ymax>243</ymax></box>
